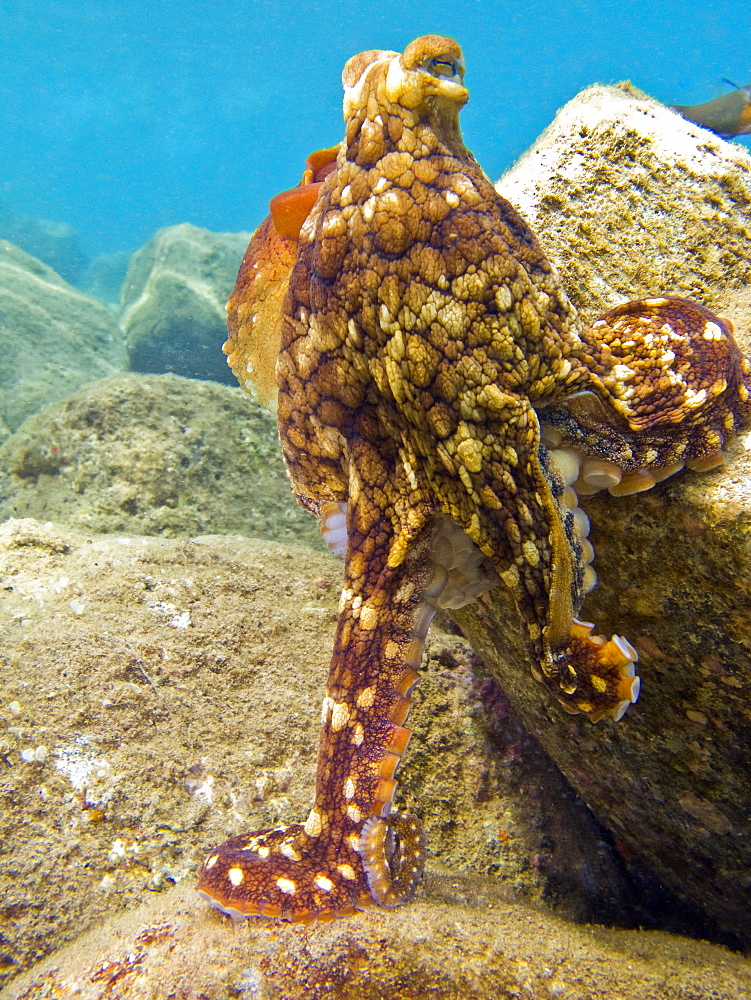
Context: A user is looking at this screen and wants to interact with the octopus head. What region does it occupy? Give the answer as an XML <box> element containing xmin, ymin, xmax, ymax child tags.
<box><xmin>342</xmin><ymin>35</ymin><xmax>468</xmax><ymax>132</ymax></box>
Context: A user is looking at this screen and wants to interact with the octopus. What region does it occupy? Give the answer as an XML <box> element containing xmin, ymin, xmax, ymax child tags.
<box><xmin>198</xmin><ymin>35</ymin><xmax>751</xmax><ymax>922</ymax></box>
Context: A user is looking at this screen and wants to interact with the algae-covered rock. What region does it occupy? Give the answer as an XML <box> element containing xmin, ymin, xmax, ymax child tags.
<box><xmin>0</xmin><ymin>521</ymin><xmax>659</xmax><ymax>991</ymax></box>
<box><xmin>0</xmin><ymin>241</ymin><xmax>127</xmax><ymax>432</ymax></box>
<box><xmin>496</xmin><ymin>82</ymin><xmax>751</xmax><ymax>320</ymax></box>
<box><xmin>119</xmin><ymin>223</ymin><xmax>251</xmax><ymax>383</ymax></box>
<box><xmin>475</xmin><ymin>84</ymin><xmax>751</xmax><ymax>945</ymax></box>
<box><xmin>0</xmin><ymin>524</ymin><xmax>332</xmax><ymax>985</ymax></box>
<box><xmin>0</xmin><ymin>372</ymin><xmax>321</xmax><ymax>548</ymax></box>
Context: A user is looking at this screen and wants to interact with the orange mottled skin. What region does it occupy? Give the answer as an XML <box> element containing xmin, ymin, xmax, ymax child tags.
<box><xmin>206</xmin><ymin>35</ymin><xmax>751</xmax><ymax>922</ymax></box>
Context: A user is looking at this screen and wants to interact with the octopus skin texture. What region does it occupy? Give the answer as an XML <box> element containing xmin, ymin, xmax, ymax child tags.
<box><xmin>207</xmin><ymin>34</ymin><xmax>751</xmax><ymax>923</ymax></box>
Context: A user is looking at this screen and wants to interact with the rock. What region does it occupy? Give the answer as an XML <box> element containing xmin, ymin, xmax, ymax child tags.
<box><xmin>474</xmin><ymin>86</ymin><xmax>751</xmax><ymax>944</ymax></box>
<box><xmin>119</xmin><ymin>224</ymin><xmax>251</xmax><ymax>384</ymax></box>
<box><xmin>0</xmin><ymin>198</ymin><xmax>86</xmax><ymax>284</ymax></box>
<box><xmin>0</xmin><ymin>242</ymin><xmax>128</xmax><ymax>432</ymax></box>
<box><xmin>3</xmin><ymin>883</ymin><xmax>751</xmax><ymax>1000</ymax></box>
<box><xmin>0</xmin><ymin>373</ymin><xmax>322</xmax><ymax>548</ymax></box>
<box><xmin>0</xmin><ymin>520</ymin><xmax>667</xmax><ymax>992</ymax></box>
<box><xmin>496</xmin><ymin>82</ymin><xmax>751</xmax><ymax>321</ymax></box>
<box><xmin>77</xmin><ymin>250</ymin><xmax>132</xmax><ymax>309</ymax></box>
<box><xmin>452</xmin><ymin>427</ymin><xmax>751</xmax><ymax>946</ymax></box>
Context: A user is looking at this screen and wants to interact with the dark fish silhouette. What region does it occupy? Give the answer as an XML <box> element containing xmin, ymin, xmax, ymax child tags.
<box><xmin>672</xmin><ymin>81</ymin><xmax>751</xmax><ymax>138</ymax></box>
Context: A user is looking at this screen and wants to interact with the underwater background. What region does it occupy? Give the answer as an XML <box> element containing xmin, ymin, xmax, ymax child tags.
<box><xmin>1</xmin><ymin>0</ymin><xmax>750</xmax><ymax>263</ymax></box>
<box><xmin>2</xmin><ymin>2</ymin><xmax>751</xmax><ymax>995</ymax></box>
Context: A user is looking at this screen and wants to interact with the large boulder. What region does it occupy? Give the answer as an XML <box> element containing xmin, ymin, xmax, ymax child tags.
<box><xmin>0</xmin><ymin>372</ymin><xmax>322</xmax><ymax>548</ymax></box>
<box><xmin>473</xmin><ymin>83</ymin><xmax>751</xmax><ymax>943</ymax></box>
<box><xmin>0</xmin><ymin>242</ymin><xmax>127</xmax><ymax>432</ymax></box>
<box><xmin>119</xmin><ymin>223</ymin><xmax>251</xmax><ymax>384</ymax></box>
<box><xmin>496</xmin><ymin>81</ymin><xmax>751</xmax><ymax>321</ymax></box>
<box><xmin>453</xmin><ymin>429</ymin><xmax>751</xmax><ymax>944</ymax></box>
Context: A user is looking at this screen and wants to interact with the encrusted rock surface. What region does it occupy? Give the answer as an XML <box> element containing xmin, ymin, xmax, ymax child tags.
<box><xmin>0</xmin><ymin>520</ymin><xmax>661</xmax><ymax>991</ymax></box>
<box><xmin>119</xmin><ymin>223</ymin><xmax>251</xmax><ymax>384</ymax></box>
<box><xmin>0</xmin><ymin>373</ymin><xmax>321</xmax><ymax>548</ymax></box>
<box><xmin>0</xmin><ymin>241</ymin><xmax>127</xmax><ymax>433</ymax></box>
<box><xmin>496</xmin><ymin>82</ymin><xmax>751</xmax><ymax>321</ymax></box>
<box><xmin>484</xmin><ymin>84</ymin><xmax>751</xmax><ymax>943</ymax></box>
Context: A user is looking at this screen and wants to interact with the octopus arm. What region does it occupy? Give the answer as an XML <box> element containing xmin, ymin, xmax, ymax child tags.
<box><xmin>552</xmin><ymin>297</ymin><xmax>751</xmax><ymax>472</ymax></box>
<box><xmin>197</xmin><ymin>473</ymin><xmax>433</xmax><ymax>920</ymax></box>
<box><xmin>420</xmin><ymin>389</ymin><xmax>639</xmax><ymax>721</ymax></box>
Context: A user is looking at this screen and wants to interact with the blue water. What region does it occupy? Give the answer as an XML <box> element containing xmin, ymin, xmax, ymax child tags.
<box><xmin>1</xmin><ymin>0</ymin><xmax>749</xmax><ymax>260</ymax></box>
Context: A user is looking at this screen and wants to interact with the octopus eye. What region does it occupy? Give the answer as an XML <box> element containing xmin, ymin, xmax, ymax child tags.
<box><xmin>423</xmin><ymin>56</ymin><xmax>464</xmax><ymax>84</ymax></box>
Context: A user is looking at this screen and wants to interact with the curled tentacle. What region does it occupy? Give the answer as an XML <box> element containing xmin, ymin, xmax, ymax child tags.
<box><xmin>359</xmin><ymin>813</ymin><xmax>427</xmax><ymax>907</ymax></box>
